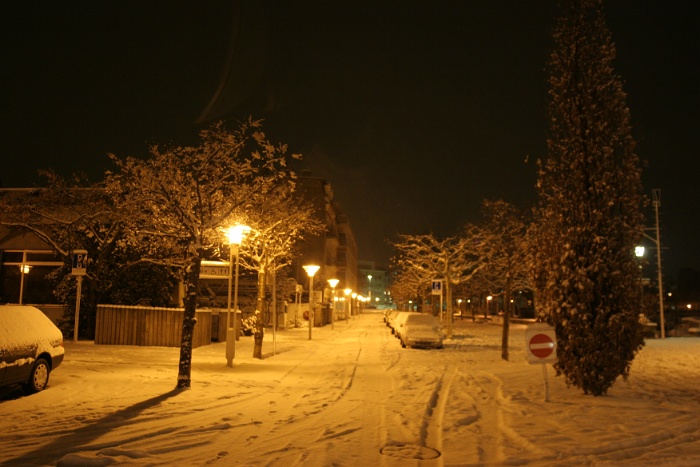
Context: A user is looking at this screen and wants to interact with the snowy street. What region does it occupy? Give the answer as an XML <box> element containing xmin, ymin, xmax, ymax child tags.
<box><xmin>2</xmin><ymin>311</ymin><xmax>700</xmax><ymax>466</ymax></box>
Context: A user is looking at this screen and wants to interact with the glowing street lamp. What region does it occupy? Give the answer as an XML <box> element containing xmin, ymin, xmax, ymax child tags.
<box><xmin>367</xmin><ymin>274</ymin><xmax>372</xmax><ymax>302</ymax></box>
<box><xmin>225</xmin><ymin>224</ymin><xmax>250</xmax><ymax>367</ymax></box>
<box><xmin>18</xmin><ymin>264</ymin><xmax>32</xmax><ymax>305</ymax></box>
<box><xmin>327</xmin><ymin>278</ymin><xmax>339</xmax><ymax>330</ymax></box>
<box><xmin>486</xmin><ymin>295</ymin><xmax>493</xmax><ymax>318</ymax></box>
<box><xmin>303</xmin><ymin>264</ymin><xmax>320</xmax><ymax>340</ymax></box>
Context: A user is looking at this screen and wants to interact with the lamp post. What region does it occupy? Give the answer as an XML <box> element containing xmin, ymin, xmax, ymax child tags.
<box><xmin>225</xmin><ymin>224</ymin><xmax>249</xmax><ymax>368</ymax></box>
<box><xmin>18</xmin><ymin>264</ymin><xmax>31</xmax><ymax>305</ymax></box>
<box><xmin>367</xmin><ymin>275</ymin><xmax>372</xmax><ymax>303</ymax></box>
<box><xmin>351</xmin><ymin>292</ymin><xmax>357</xmax><ymax>318</ymax></box>
<box><xmin>636</xmin><ymin>246</ymin><xmax>645</xmax><ymax>313</ymax></box>
<box><xmin>343</xmin><ymin>288</ymin><xmax>351</xmax><ymax>321</ymax></box>
<box><xmin>327</xmin><ymin>278</ymin><xmax>339</xmax><ymax>330</ymax></box>
<box><xmin>641</xmin><ymin>189</ymin><xmax>666</xmax><ymax>338</ymax></box>
<box><xmin>303</xmin><ymin>264</ymin><xmax>320</xmax><ymax>340</ymax></box>
<box><xmin>486</xmin><ymin>295</ymin><xmax>493</xmax><ymax>319</ymax></box>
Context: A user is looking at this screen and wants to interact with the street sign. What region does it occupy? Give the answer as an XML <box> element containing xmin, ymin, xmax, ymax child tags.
<box><xmin>525</xmin><ymin>323</ymin><xmax>557</xmax><ymax>364</ymax></box>
<box><xmin>431</xmin><ymin>279</ymin><xmax>443</xmax><ymax>295</ymax></box>
<box><xmin>71</xmin><ymin>250</ymin><xmax>88</xmax><ymax>276</ymax></box>
<box><xmin>200</xmin><ymin>261</ymin><xmax>230</xmax><ymax>279</ymax></box>
<box><xmin>529</xmin><ymin>334</ymin><xmax>555</xmax><ymax>358</ymax></box>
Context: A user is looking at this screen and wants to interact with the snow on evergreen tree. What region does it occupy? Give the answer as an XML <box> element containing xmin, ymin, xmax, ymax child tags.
<box><xmin>533</xmin><ymin>0</ymin><xmax>645</xmax><ymax>396</ymax></box>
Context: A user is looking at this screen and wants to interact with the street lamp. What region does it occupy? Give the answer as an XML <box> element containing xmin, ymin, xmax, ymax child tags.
<box><xmin>18</xmin><ymin>264</ymin><xmax>32</xmax><ymax>305</ymax></box>
<box><xmin>303</xmin><ymin>264</ymin><xmax>320</xmax><ymax>340</ymax></box>
<box><xmin>327</xmin><ymin>278</ymin><xmax>339</xmax><ymax>330</ymax></box>
<box><xmin>367</xmin><ymin>275</ymin><xmax>372</xmax><ymax>303</ymax></box>
<box><xmin>486</xmin><ymin>295</ymin><xmax>493</xmax><ymax>318</ymax></box>
<box><xmin>343</xmin><ymin>288</ymin><xmax>352</xmax><ymax>321</ymax></box>
<box><xmin>351</xmin><ymin>292</ymin><xmax>357</xmax><ymax>318</ymax></box>
<box><xmin>225</xmin><ymin>224</ymin><xmax>250</xmax><ymax>367</ymax></box>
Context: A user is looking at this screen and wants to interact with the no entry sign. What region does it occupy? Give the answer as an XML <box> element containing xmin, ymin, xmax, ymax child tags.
<box><xmin>525</xmin><ymin>323</ymin><xmax>557</xmax><ymax>364</ymax></box>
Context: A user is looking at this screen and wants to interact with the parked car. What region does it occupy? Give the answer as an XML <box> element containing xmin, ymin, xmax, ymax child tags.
<box><xmin>0</xmin><ymin>305</ymin><xmax>65</xmax><ymax>393</ymax></box>
<box><xmin>399</xmin><ymin>313</ymin><xmax>443</xmax><ymax>349</ymax></box>
<box><xmin>392</xmin><ymin>311</ymin><xmax>419</xmax><ymax>339</ymax></box>
<box><xmin>385</xmin><ymin>310</ymin><xmax>401</xmax><ymax>330</ymax></box>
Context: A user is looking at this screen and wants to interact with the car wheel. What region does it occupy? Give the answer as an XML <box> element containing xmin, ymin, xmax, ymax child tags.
<box><xmin>24</xmin><ymin>358</ymin><xmax>50</xmax><ymax>393</ymax></box>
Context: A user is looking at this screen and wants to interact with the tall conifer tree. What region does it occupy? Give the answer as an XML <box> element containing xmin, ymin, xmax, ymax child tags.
<box><xmin>533</xmin><ymin>0</ymin><xmax>645</xmax><ymax>395</ymax></box>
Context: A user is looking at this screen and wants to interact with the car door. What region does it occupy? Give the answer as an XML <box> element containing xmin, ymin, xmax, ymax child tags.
<box><xmin>1</xmin><ymin>345</ymin><xmax>35</xmax><ymax>386</ymax></box>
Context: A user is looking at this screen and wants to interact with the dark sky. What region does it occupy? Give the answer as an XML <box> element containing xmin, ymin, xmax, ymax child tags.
<box><xmin>2</xmin><ymin>1</ymin><xmax>698</xmax><ymax>281</ymax></box>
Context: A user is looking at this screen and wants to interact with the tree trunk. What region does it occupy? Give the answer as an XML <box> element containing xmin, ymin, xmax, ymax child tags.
<box><xmin>86</xmin><ymin>277</ymin><xmax>98</xmax><ymax>340</ymax></box>
<box><xmin>501</xmin><ymin>275</ymin><xmax>512</xmax><ymax>361</ymax></box>
<box><xmin>177</xmin><ymin>255</ymin><xmax>202</xmax><ymax>389</ymax></box>
<box><xmin>445</xmin><ymin>280</ymin><xmax>453</xmax><ymax>339</ymax></box>
<box><xmin>253</xmin><ymin>267</ymin><xmax>266</xmax><ymax>359</ymax></box>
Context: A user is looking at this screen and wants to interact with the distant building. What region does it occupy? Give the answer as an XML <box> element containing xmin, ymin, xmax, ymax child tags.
<box><xmin>358</xmin><ymin>261</ymin><xmax>392</xmax><ymax>309</ymax></box>
<box><xmin>294</xmin><ymin>172</ymin><xmax>359</xmax><ymax>302</ymax></box>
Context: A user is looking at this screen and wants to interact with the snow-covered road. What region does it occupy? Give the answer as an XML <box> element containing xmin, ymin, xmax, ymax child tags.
<box><xmin>2</xmin><ymin>312</ymin><xmax>700</xmax><ymax>466</ymax></box>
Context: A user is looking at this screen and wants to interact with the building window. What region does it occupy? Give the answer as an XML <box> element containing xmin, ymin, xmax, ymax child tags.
<box><xmin>0</xmin><ymin>250</ymin><xmax>63</xmax><ymax>304</ymax></box>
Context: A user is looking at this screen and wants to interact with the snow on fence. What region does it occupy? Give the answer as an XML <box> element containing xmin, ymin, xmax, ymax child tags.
<box><xmin>96</xmin><ymin>304</ymin><xmax>211</xmax><ymax>347</ymax></box>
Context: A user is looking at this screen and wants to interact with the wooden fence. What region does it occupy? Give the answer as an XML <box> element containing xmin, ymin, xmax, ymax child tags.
<box><xmin>96</xmin><ymin>305</ymin><xmax>211</xmax><ymax>347</ymax></box>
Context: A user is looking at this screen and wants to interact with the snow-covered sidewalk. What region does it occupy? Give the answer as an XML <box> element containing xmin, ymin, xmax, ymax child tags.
<box><xmin>2</xmin><ymin>312</ymin><xmax>700</xmax><ymax>466</ymax></box>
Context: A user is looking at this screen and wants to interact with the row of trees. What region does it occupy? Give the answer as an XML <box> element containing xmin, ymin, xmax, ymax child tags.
<box><xmin>390</xmin><ymin>199</ymin><xmax>529</xmax><ymax>362</ymax></box>
<box><xmin>0</xmin><ymin>118</ymin><xmax>322</xmax><ymax>389</ymax></box>
<box><xmin>392</xmin><ymin>0</ymin><xmax>646</xmax><ymax>396</ymax></box>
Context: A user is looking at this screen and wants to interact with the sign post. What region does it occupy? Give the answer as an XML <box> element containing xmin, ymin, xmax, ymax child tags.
<box><xmin>71</xmin><ymin>250</ymin><xmax>88</xmax><ymax>342</ymax></box>
<box><xmin>525</xmin><ymin>322</ymin><xmax>557</xmax><ymax>402</ymax></box>
<box><xmin>431</xmin><ymin>279</ymin><xmax>443</xmax><ymax>323</ymax></box>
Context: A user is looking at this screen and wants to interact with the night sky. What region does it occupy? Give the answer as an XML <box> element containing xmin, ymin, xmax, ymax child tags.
<box><xmin>2</xmin><ymin>1</ymin><xmax>698</xmax><ymax>281</ymax></box>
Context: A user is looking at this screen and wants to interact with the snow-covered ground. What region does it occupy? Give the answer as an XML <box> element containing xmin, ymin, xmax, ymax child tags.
<box><xmin>1</xmin><ymin>311</ymin><xmax>699</xmax><ymax>466</ymax></box>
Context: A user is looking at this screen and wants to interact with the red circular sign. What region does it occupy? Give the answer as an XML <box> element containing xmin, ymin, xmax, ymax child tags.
<box><xmin>529</xmin><ymin>333</ymin><xmax>555</xmax><ymax>359</ymax></box>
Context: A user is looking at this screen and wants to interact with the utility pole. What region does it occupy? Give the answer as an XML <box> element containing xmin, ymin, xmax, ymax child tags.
<box><xmin>643</xmin><ymin>189</ymin><xmax>665</xmax><ymax>338</ymax></box>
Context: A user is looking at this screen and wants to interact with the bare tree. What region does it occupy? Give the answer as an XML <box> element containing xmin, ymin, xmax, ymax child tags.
<box><xmin>0</xmin><ymin>171</ymin><xmax>125</xmax><ymax>338</ymax></box>
<box><xmin>391</xmin><ymin>231</ymin><xmax>484</xmax><ymax>338</ymax></box>
<box><xmin>105</xmin><ymin>118</ymin><xmax>296</xmax><ymax>389</ymax></box>
<box><xmin>237</xmin><ymin>189</ymin><xmax>322</xmax><ymax>359</ymax></box>
<box><xmin>389</xmin><ymin>264</ymin><xmax>433</xmax><ymax>311</ymax></box>
<box><xmin>474</xmin><ymin>200</ymin><xmax>531</xmax><ymax>361</ymax></box>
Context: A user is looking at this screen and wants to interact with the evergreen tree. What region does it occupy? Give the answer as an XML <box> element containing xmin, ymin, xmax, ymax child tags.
<box><xmin>533</xmin><ymin>0</ymin><xmax>645</xmax><ymax>395</ymax></box>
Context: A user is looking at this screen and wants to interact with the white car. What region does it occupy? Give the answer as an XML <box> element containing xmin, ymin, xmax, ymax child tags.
<box><xmin>0</xmin><ymin>305</ymin><xmax>65</xmax><ymax>393</ymax></box>
<box><xmin>392</xmin><ymin>311</ymin><xmax>419</xmax><ymax>339</ymax></box>
<box><xmin>399</xmin><ymin>313</ymin><xmax>443</xmax><ymax>349</ymax></box>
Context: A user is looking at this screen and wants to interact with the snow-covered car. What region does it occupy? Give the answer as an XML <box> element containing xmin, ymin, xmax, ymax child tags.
<box><xmin>399</xmin><ymin>313</ymin><xmax>443</xmax><ymax>349</ymax></box>
<box><xmin>392</xmin><ymin>311</ymin><xmax>419</xmax><ymax>339</ymax></box>
<box><xmin>0</xmin><ymin>305</ymin><xmax>65</xmax><ymax>393</ymax></box>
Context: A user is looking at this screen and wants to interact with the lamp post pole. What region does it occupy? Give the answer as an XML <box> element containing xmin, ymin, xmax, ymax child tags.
<box><xmin>226</xmin><ymin>225</ymin><xmax>249</xmax><ymax>368</ymax></box>
<box><xmin>328</xmin><ymin>279</ymin><xmax>339</xmax><ymax>330</ymax></box>
<box><xmin>303</xmin><ymin>265</ymin><xmax>320</xmax><ymax>340</ymax></box>
<box><xmin>344</xmin><ymin>288</ymin><xmax>351</xmax><ymax>322</ymax></box>
<box><xmin>367</xmin><ymin>275</ymin><xmax>372</xmax><ymax>304</ymax></box>
<box><xmin>641</xmin><ymin>189</ymin><xmax>666</xmax><ymax>338</ymax></box>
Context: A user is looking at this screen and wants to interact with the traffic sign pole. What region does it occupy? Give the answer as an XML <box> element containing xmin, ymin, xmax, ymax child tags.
<box><xmin>526</xmin><ymin>322</ymin><xmax>557</xmax><ymax>402</ymax></box>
